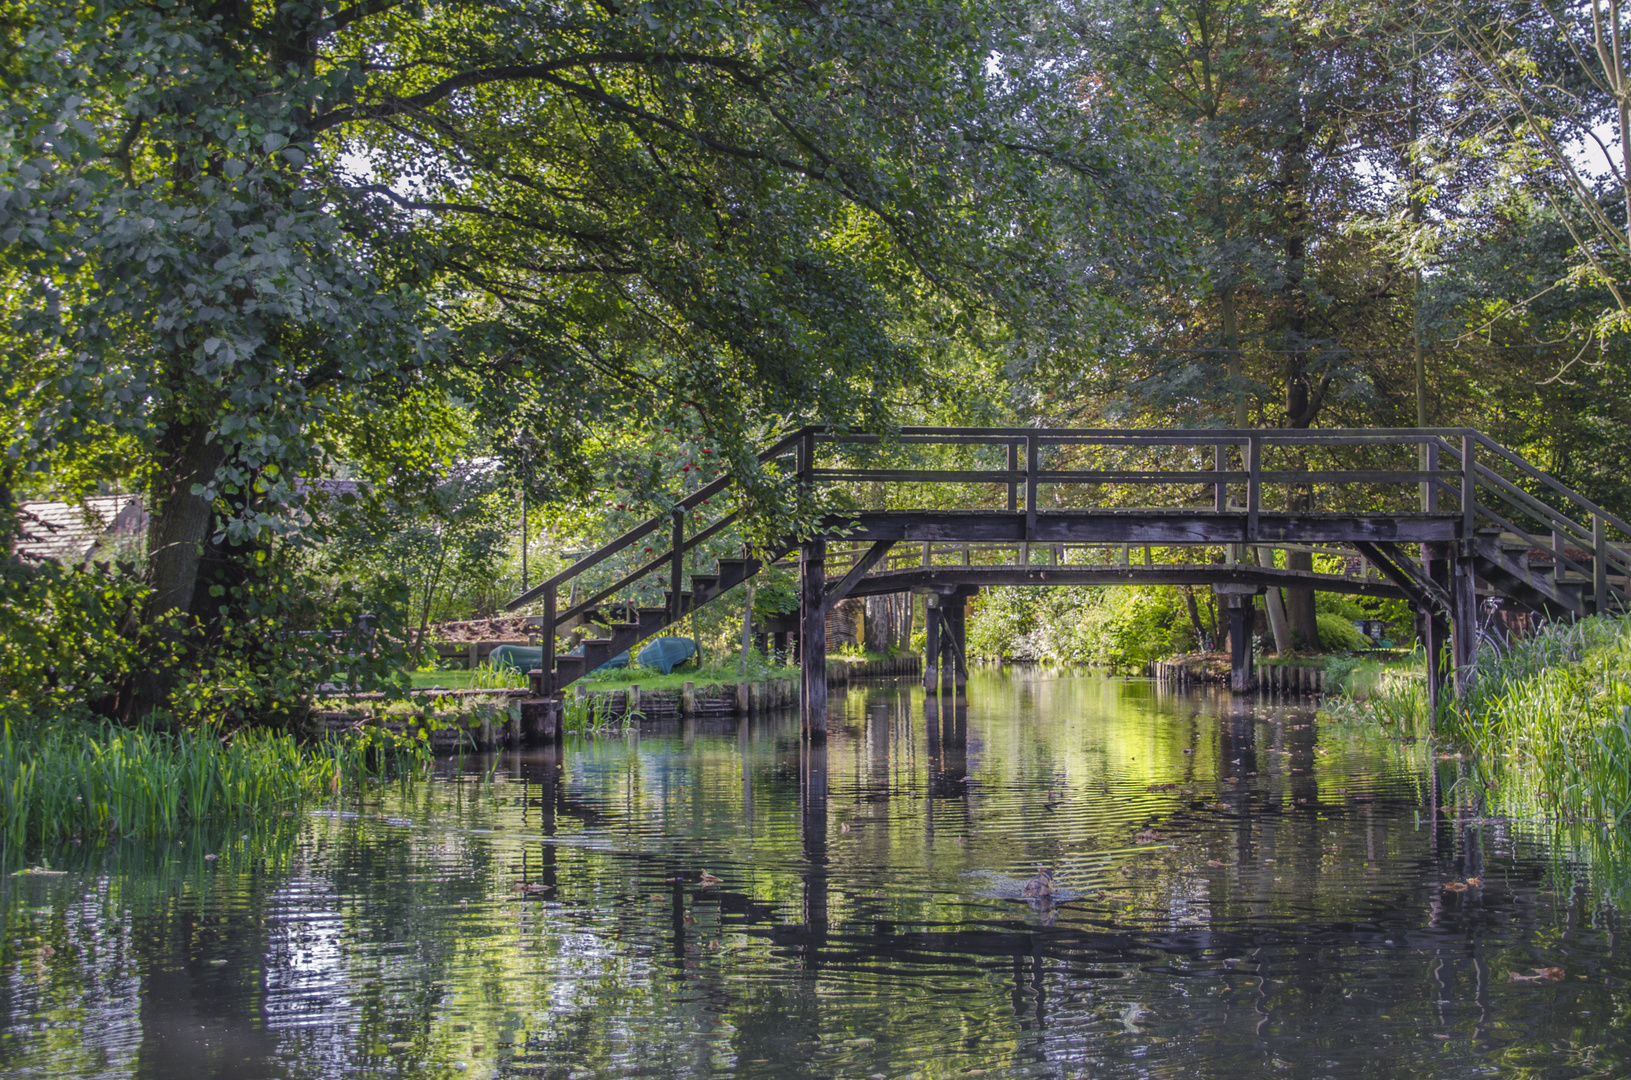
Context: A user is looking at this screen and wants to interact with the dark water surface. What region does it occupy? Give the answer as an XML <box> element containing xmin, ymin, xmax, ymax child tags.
<box><xmin>3</xmin><ymin>671</ymin><xmax>1628</xmax><ymax>1079</ymax></box>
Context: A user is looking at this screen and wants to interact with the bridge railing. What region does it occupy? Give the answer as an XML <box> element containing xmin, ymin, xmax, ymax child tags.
<box><xmin>821</xmin><ymin>539</ymin><xmax>1386</xmax><ymax>579</ymax></box>
<box><xmin>810</xmin><ymin>426</ymin><xmax>1629</xmax><ymax>610</ymax></box>
<box><xmin>811</xmin><ymin>426</ymin><xmax>1457</xmax><ymax>514</ymax></box>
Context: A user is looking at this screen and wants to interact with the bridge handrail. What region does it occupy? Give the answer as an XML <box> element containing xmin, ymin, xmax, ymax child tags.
<box><xmin>507</xmin><ymin>428</ymin><xmax>802</xmax><ymax>610</ymax></box>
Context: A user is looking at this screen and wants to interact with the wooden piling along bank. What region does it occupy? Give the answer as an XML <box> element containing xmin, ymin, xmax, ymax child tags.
<box><xmin>311</xmin><ymin>656</ymin><xmax>921</xmax><ymax>751</ymax></box>
<box><xmin>309</xmin><ymin>689</ymin><xmax>532</xmax><ymax>752</ymax></box>
<box><xmin>1150</xmin><ymin>658</ymin><xmax>1327</xmax><ymax>694</ymax></box>
<box><xmin>569</xmin><ymin>656</ymin><xmax>920</xmax><ymax>720</ymax></box>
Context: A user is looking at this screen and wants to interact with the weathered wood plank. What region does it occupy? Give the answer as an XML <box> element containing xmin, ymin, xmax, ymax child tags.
<box><xmin>844</xmin><ymin>564</ymin><xmax>1405</xmax><ymax>599</ymax></box>
<box><xmin>828</xmin><ymin>511</ymin><xmax>1461</xmax><ymax>545</ymax></box>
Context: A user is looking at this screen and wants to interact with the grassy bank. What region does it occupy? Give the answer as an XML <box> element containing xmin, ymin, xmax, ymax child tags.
<box><xmin>0</xmin><ymin>717</ymin><xmax>423</xmax><ymax>852</ymax></box>
<box><xmin>1448</xmin><ymin>616</ymin><xmax>1631</xmax><ymax>826</ymax></box>
<box><xmin>1322</xmin><ymin>615</ymin><xmax>1631</xmax><ymax>826</ymax></box>
<box><xmin>413</xmin><ymin>646</ymin><xmax>907</xmax><ymax>695</ymax></box>
<box><xmin>410</xmin><ymin>667</ymin><xmax>528</xmax><ymax>691</ymax></box>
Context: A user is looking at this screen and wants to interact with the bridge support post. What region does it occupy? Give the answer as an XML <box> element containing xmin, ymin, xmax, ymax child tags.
<box><xmin>1450</xmin><ymin>546</ymin><xmax>1479</xmax><ymax>698</ymax></box>
<box><xmin>1421</xmin><ymin>542</ymin><xmax>1451</xmax><ymax>717</ymax></box>
<box><xmin>1227</xmin><ymin>595</ymin><xmax>1253</xmax><ymax>692</ymax></box>
<box><xmin>922</xmin><ymin>594</ymin><xmax>941</xmax><ymax>691</ymax></box>
<box><xmin>947</xmin><ymin>595</ymin><xmax>969</xmax><ymax>690</ymax></box>
<box><xmin>801</xmin><ymin>538</ymin><xmax>827</xmax><ymax>739</ymax></box>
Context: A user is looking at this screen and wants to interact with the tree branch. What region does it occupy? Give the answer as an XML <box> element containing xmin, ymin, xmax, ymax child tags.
<box><xmin>309</xmin><ymin>52</ymin><xmax>761</xmax><ymax>133</ymax></box>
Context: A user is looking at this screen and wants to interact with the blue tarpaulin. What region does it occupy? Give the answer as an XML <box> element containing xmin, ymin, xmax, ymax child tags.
<box><xmin>487</xmin><ymin>638</ymin><xmax>695</xmax><ymax>675</ymax></box>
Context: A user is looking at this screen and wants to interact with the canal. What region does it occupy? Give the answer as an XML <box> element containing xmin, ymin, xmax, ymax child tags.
<box><xmin>2</xmin><ymin>670</ymin><xmax>1626</xmax><ymax>1079</ymax></box>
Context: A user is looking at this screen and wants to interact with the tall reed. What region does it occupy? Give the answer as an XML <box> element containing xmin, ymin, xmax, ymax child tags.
<box><xmin>1325</xmin><ymin>615</ymin><xmax>1631</xmax><ymax>825</ymax></box>
<box><xmin>1446</xmin><ymin>615</ymin><xmax>1631</xmax><ymax>826</ymax></box>
<box><xmin>0</xmin><ymin>716</ymin><xmax>425</xmax><ymax>853</ymax></box>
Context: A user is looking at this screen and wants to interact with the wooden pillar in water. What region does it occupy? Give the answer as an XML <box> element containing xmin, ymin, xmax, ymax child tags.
<box><xmin>800</xmin><ymin>738</ymin><xmax>829</xmax><ymax>969</ymax></box>
<box><xmin>1227</xmin><ymin>595</ymin><xmax>1253</xmax><ymax>692</ymax></box>
<box><xmin>1421</xmin><ymin>541</ymin><xmax>1451</xmax><ymax>717</ymax></box>
<box><xmin>947</xmin><ymin>592</ymin><xmax>969</xmax><ymax>690</ymax></box>
<box><xmin>800</xmin><ymin>538</ymin><xmax>828</xmax><ymax>739</ymax></box>
<box><xmin>922</xmin><ymin>594</ymin><xmax>941</xmax><ymax>691</ymax></box>
<box><xmin>1450</xmin><ymin>547</ymin><xmax>1479</xmax><ymax>698</ymax></box>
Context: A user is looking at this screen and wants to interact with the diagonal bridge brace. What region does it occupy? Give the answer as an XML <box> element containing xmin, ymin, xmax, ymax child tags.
<box><xmin>823</xmin><ymin>540</ymin><xmax>895</xmax><ymax>607</ymax></box>
<box><xmin>1353</xmin><ymin>541</ymin><xmax>1451</xmax><ymax>616</ymax></box>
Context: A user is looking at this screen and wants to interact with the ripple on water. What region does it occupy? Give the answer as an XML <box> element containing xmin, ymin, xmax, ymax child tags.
<box><xmin>0</xmin><ymin>671</ymin><xmax>1626</xmax><ymax>1080</ymax></box>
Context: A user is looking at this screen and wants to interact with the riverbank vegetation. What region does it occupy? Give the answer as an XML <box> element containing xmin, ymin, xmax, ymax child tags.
<box><xmin>1324</xmin><ymin>615</ymin><xmax>1631</xmax><ymax>827</ymax></box>
<box><xmin>965</xmin><ymin>582</ymin><xmax>1406</xmax><ymax>670</ymax></box>
<box><xmin>0</xmin><ymin>715</ymin><xmax>420</xmax><ymax>854</ymax></box>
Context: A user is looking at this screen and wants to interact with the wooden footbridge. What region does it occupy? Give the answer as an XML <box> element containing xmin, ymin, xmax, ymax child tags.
<box><xmin>506</xmin><ymin>427</ymin><xmax>1631</xmax><ymax>736</ymax></box>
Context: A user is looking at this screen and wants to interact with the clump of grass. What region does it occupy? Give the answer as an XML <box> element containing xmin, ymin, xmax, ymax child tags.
<box><xmin>1322</xmin><ymin>615</ymin><xmax>1631</xmax><ymax>826</ymax></box>
<box><xmin>0</xmin><ymin>715</ymin><xmax>424</xmax><ymax>852</ymax></box>
<box><xmin>562</xmin><ymin>693</ymin><xmax>632</xmax><ymax>735</ymax></box>
<box><xmin>1448</xmin><ymin>616</ymin><xmax>1631</xmax><ymax>826</ymax></box>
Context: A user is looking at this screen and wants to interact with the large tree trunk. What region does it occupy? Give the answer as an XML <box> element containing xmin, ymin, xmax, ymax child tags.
<box><xmin>145</xmin><ymin>421</ymin><xmax>226</xmax><ymax>625</ymax></box>
<box><xmin>1283</xmin><ymin>549</ymin><xmax>1320</xmax><ymax>648</ymax></box>
<box><xmin>1276</xmin><ymin>114</ymin><xmax>1324</xmax><ymax>647</ymax></box>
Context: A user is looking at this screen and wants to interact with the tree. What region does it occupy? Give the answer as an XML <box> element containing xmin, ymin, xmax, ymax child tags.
<box><xmin>1428</xmin><ymin>0</ymin><xmax>1631</xmax><ymax>339</ymax></box>
<box><xmin>2</xmin><ymin>0</ymin><xmax>1153</xmax><ymax>718</ymax></box>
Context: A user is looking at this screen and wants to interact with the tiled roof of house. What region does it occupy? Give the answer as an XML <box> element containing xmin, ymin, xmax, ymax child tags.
<box><xmin>16</xmin><ymin>495</ymin><xmax>147</xmax><ymax>564</ymax></box>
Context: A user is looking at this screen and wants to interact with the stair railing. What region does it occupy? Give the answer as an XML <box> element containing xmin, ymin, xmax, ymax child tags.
<box><xmin>503</xmin><ymin>429</ymin><xmax>806</xmax><ymax>683</ymax></box>
<box><xmin>1436</xmin><ymin>433</ymin><xmax>1631</xmax><ymax>612</ymax></box>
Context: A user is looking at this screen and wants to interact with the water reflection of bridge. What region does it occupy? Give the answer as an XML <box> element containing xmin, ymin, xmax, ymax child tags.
<box><xmin>508</xmin><ymin>426</ymin><xmax>1631</xmax><ymax>735</ymax></box>
<box><xmin>502</xmin><ymin>682</ymin><xmax>1508</xmax><ymax>1032</ymax></box>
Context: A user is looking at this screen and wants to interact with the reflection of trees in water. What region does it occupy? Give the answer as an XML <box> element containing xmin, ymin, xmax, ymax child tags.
<box><xmin>2</xmin><ymin>674</ymin><xmax>1629</xmax><ymax>1078</ymax></box>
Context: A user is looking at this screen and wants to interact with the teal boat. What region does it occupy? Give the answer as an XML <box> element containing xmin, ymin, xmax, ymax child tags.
<box><xmin>487</xmin><ymin>638</ymin><xmax>694</xmax><ymax>675</ymax></box>
<box><xmin>637</xmin><ymin>636</ymin><xmax>698</xmax><ymax>674</ymax></box>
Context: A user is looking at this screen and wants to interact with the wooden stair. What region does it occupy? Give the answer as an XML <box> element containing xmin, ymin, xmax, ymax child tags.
<box><xmin>541</xmin><ymin>548</ymin><xmax>784</xmax><ymax>695</ymax></box>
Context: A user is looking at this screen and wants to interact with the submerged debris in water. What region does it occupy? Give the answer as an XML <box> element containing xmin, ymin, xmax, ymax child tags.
<box><xmin>1508</xmin><ymin>967</ymin><xmax>1566</xmax><ymax>983</ymax></box>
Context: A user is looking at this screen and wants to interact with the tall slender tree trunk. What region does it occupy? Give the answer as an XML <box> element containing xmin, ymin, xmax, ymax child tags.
<box><xmin>1277</xmin><ymin>122</ymin><xmax>1322</xmax><ymax>648</ymax></box>
<box><xmin>415</xmin><ymin>541</ymin><xmax>449</xmax><ymax>665</ymax></box>
<box><xmin>1222</xmin><ymin>286</ymin><xmax>1247</xmax><ymax>427</ymax></box>
<box><xmin>1182</xmin><ymin>585</ymin><xmax>1208</xmax><ymax>648</ymax></box>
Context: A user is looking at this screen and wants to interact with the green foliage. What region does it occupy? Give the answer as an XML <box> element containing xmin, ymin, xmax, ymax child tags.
<box><xmin>1316</xmin><ymin>612</ymin><xmax>1368</xmax><ymax>652</ymax></box>
<box><xmin>967</xmin><ymin>585</ymin><xmax>1193</xmax><ymax>669</ymax></box>
<box><xmin>0</xmin><ymin>716</ymin><xmax>425</xmax><ymax>851</ymax></box>
<box><xmin>5</xmin><ymin>0</ymin><xmax>1161</xmax><ymax>723</ymax></box>
<box><xmin>1448</xmin><ymin>617</ymin><xmax>1631</xmax><ymax>826</ymax></box>
<box><xmin>0</xmin><ymin>557</ymin><xmax>147</xmax><ymax>725</ymax></box>
<box><xmin>751</xmin><ymin>567</ymin><xmax>800</xmax><ymax>619</ymax></box>
<box><xmin>1328</xmin><ymin>615</ymin><xmax>1631</xmax><ymax>827</ymax></box>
